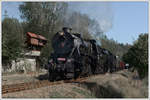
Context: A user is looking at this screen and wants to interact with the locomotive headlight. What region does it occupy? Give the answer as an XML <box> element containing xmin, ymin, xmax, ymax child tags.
<box><xmin>67</xmin><ymin>59</ymin><xmax>71</xmax><ymax>62</ymax></box>
<box><xmin>49</xmin><ymin>59</ymin><xmax>53</xmax><ymax>63</ymax></box>
<box><xmin>67</xmin><ymin>58</ymin><xmax>73</xmax><ymax>62</ymax></box>
<box><xmin>48</xmin><ymin>59</ymin><xmax>54</xmax><ymax>66</ymax></box>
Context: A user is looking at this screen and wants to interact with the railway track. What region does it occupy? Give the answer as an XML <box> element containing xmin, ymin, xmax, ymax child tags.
<box><xmin>2</xmin><ymin>77</ymin><xmax>87</xmax><ymax>94</ymax></box>
<box><xmin>2</xmin><ymin>67</ymin><xmax>125</xmax><ymax>94</ymax></box>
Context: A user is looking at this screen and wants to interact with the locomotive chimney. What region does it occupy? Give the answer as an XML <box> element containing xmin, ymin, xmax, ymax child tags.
<box><xmin>62</xmin><ymin>27</ymin><xmax>72</xmax><ymax>33</ymax></box>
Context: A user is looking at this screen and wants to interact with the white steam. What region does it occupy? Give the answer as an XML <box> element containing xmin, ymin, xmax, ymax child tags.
<box><xmin>68</xmin><ymin>2</ymin><xmax>114</xmax><ymax>33</ymax></box>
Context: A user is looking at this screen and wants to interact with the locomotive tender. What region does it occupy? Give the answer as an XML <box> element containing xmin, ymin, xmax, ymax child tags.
<box><xmin>46</xmin><ymin>27</ymin><xmax>116</xmax><ymax>81</ymax></box>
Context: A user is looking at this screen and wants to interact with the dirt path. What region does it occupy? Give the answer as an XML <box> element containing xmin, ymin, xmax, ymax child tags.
<box><xmin>2</xmin><ymin>72</ymin><xmax>47</xmax><ymax>85</ymax></box>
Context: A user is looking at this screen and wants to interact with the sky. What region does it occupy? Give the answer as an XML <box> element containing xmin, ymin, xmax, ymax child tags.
<box><xmin>2</xmin><ymin>1</ymin><xmax>148</xmax><ymax>44</ymax></box>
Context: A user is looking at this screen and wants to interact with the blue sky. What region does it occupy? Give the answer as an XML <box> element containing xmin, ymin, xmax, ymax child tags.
<box><xmin>109</xmin><ymin>2</ymin><xmax>148</xmax><ymax>44</ymax></box>
<box><xmin>2</xmin><ymin>1</ymin><xmax>148</xmax><ymax>44</ymax></box>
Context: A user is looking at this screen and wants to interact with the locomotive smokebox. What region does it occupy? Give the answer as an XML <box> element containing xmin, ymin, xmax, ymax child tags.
<box><xmin>56</xmin><ymin>58</ymin><xmax>74</xmax><ymax>72</ymax></box>
<box><xmin>55</xmin><ymin>58</ymin><xmax>75</xmax><ymax>78</ymax></box>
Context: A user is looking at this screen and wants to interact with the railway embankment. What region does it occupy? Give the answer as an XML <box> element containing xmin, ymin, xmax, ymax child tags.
<box><xmin>2</xmin><ymin>69</ymin><xmax>148</xmax><ymax>98</ymax></box>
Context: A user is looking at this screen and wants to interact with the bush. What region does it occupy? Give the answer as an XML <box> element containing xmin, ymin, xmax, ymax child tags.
<box><xmin>123</xmin><ymin>33</ymin><xmax>148</xmax><ymax>79</ymax></box>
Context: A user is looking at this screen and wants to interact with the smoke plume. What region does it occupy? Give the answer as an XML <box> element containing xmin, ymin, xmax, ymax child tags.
<box><xmin>68</xmin><ymin>2</ymin><xmax>113</xmax><ymax>32</ymax></box>
<box><xmin>64</xmin><ymin>2</ymin><xmax>114</xmax><ymax>45</ymax></box>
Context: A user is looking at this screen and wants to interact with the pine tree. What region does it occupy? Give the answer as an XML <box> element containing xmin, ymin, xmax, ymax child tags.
<box><xmin>123</xmin><ymin>33</ymin><xmax>148</xmax><ymax>78</ymax></box>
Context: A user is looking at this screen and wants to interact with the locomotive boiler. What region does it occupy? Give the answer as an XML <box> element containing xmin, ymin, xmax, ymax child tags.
<box><xmin>45</xmin><ymin>27</ymin><xmax>116</xmax><ymax>81</ymax></box>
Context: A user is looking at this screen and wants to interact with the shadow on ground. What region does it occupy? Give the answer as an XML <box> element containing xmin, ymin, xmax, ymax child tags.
<box><xmin>35</xmin><ymin>73</ymin><xmax>63</xmax><ymax>81</ymax></box>
<box><xmin>35</xmin><ymin>73</ymin><xmax>49</xmax><ymax>80</ymax></box>
<box><xmin>79</xmin><ymin>82</ymin><xmax>123</xmax><ymax>98</ymax></box>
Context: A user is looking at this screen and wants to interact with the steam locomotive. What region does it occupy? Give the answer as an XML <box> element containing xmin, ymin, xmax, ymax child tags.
<box><xmin>45</xmin><ymin>27</ymin><xmax>117</xmax><ymax>81</ymax></box>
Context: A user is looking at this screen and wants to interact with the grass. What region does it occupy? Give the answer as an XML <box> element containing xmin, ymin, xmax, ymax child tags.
<box><xmin>2</xmin><ymin>71</ymin><xmax>22</xmax><ymax>76</ymax></box>
<box><xmin>49</xmin><ymin>91</ymin><xmax>63</xmax><ymax>98</ymax></box>
<box><xmin>72</xmin><ymin>87</ymin><xmax>95</xmax><ymax>98</ymax></box>
<box><xmin>49</xmin><ymin>86</ymin><xmax>95</xmax><ymax>98</ymax></box>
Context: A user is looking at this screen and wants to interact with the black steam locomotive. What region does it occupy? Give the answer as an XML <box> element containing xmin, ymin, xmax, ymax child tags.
<box><xmin>45</xmin><ymin>27</ymin><xmax>117</xmax><ymax>81</ymax></box>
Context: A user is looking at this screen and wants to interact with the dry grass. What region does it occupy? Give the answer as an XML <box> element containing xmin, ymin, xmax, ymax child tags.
<box><xmin>2</xmin><ymin>69</ymin><xmax>148</xmax><ymax>98</ymax></box>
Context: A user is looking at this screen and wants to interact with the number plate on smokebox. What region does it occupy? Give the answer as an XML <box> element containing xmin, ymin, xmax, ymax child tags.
<box><xmin>57</xmin><ymin>58</ymin><xmax>66</xmax><ymax>61</ymax></box>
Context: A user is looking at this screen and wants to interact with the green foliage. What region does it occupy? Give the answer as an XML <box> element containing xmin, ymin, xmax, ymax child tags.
<box><xmin>2</xmin><ymin>18</ymin><xmax>24</xmax><ymax>65</ymax></box>
<box><xmin>123</xmin><ymin>33</ymin><xmax>148</xmax><ymax>78</ymax></box>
